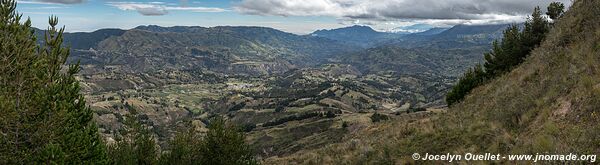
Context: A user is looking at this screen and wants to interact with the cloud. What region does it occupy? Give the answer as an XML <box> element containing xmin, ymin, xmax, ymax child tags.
<box><xmin>235</xmin><ymin>0</ymin><xmax>572</xmax><ymax>24</ymax></box>
<box><xmin>166</xmin><ymin>6</ymin><xmax>228</xmax><ymax>13</ymax></box>
<box><xmin>109</xmin><ymin>2</ymin><xmax>168</xmax><ymax>16</ymax></box>
<box><xmin>108</xmin><ymin>2</ymin><xmax>227</xmax><ymax>16</ymax></box>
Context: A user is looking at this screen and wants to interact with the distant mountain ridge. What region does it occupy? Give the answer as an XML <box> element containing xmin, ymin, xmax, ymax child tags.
<box><xmin>31</xmin><ymin>23</ymin><xmax>513</xmax><ymax>75</ymax></box>
<box><xmin>391</xmin><ymin>24</ymin><xmax>512</xmax><ymax>49</ymax></box>
<box><xmin>310</xmin><ymin>24</ymin><xmax>514</xmax><ymax>48</ymax></box>
<box><xmin>34</xmin><ymin>25</ymin><xmax>358</xmax><ymax>75</ymax></box>
<box><xmin>310</xmin><ymin>25</ymin><xmax>405</xmax><ymax>47</ymax></box>
<box><xmin>434</xmin><ymin>24</ymin><xmax>510</xmax><ymax>40</ymax></box>
<box><xmin>33</xmin><ymin>28</ymin><xmax>126</xmax><ymax>50</ymax></box>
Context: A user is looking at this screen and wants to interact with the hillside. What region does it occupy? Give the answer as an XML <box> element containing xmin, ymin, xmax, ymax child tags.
<box><xmin>396</xmin><ymin>24</ymin><xmax>510</xmax><ymax>49</ymax></box>
<box><xmin>335</xmin><ymin>45</ymin><xmax>488</xmax><ymax>76</ymax></box>
<box><xmin>310</xmin><ymin>25</ymin><xmax>404</xmax><ymax>47</ymax></box>
<box><xmin>33</xmin><ymin>28</ymin><xmax>126</xmax><ymax>49</ymax></box>
<box><xmin>72</xmin><ymin>23</ymin><xmax>507</xmax><ymax>157</ymax></box>
<box><xmin>266</xmin><ymin>0</ymin><xmax>600</xmax><ymax>164</ymax></box>
<box><xmin>30</xmin><ymin>17</ymin><xmax>531</xmax><ymax>163</ymax></box>
<box><xmin>36</xmin><ymin>26</ymin><xmax>358</xmax><ymax>75</ymax></box>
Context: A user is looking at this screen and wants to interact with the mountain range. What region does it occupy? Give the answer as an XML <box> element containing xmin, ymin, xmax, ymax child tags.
<box><xmin>33</xmin><ymin>23</ymin><xmax>508</xmax><ymax>76</ymax></box>
<box><xmin>31</xmin><ymin>23</ymin><xmax>512</xmax><ymax>156</ymax></box>
<box><xmin>268</xmin><ymin>0</ymin><xmax>599</xmax><ymax>163</ymax></box>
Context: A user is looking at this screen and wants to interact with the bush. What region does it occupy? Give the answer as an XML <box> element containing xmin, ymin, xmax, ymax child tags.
<box><xmin>108</xmin><ymin>114</ymin><xmax>159</xmax><ymax>165</ymax></box>
<box><xmin>324</xmin><ymin>111</ymin><xmax>336</xmax><ymax>118</ymax></box>
<box><xmin>446</xmin><ymin>65</ymin><xmax>486</xmax><ymax>106</ymax></box>
<box><xmin>197</xmin><ymin>117</ymin><xmax>258</xmax><ymax>165</ymax></box>
<box><xmin>275</xmin><ymin>106</ymin><xmax>285</xmax><ymax>112</ymax></box>
<box><xmin>241</xmin><ymin>123</ymin><xmax>257</xmax><ymax>132</ymax></box>
<box><xmin>342</xmin><ymin>121</ymin><xmax>349</xmax><ymax>128</ymax></box>
<box><xmin>228</xmin><ymin>102</ymin><xmax>246</xmax><ymax>112</ymax></box>
<box><xmin>371</xmin><ymin>113</ymin><xmax>390</xmax><ymax>123</ymax></box>
<box><xmin>263</xmin><ymin>112</ymin><xmax>321</xmax><ymax>127</ymax></box>
<box><xmin>408</xmin><ymin>107</ymin><xmax>427</xmax><ymax>113</ymax></box>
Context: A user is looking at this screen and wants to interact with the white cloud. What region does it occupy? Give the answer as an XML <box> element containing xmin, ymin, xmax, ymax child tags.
<box><xmin>166</xmin><ymin>6</ymin><xmax>227</xmax><ymax>13</ymax></box>
<box><xmin>235</xmin><ymin>0</ymin><xmax>572</xmax><ymax>26</ymax></box>
<box><xmin>109</xmin><ymin>2</ymin><xmax>168</xmax><ymax>16</ymax></box>
<box><xmin>108</xmin><ymin>2</ymin><xmax>227</xmax><ymax>16</ymax></box>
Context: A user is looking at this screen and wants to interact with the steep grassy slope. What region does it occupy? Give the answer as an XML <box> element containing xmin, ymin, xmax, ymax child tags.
<box><xmin>336</xmin><ymin>45</ymin><xmax>488</xmax><ymax>76</ymax></box>
<box><xmin>266</xmin><ymin>0</ymin><xmax>600</xmax><ymax>164</ymax></box>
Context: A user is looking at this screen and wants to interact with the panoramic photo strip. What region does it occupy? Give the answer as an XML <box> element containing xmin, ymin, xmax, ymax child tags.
<box><xmin>1</xmin><ymin>0</ymin><xmax>598</xmax><ymax>164</ymax></box>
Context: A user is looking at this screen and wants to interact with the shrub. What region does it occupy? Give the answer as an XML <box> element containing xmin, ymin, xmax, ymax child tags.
<box><xmin>371</xmin><ymin>113</ymin><xmax>390</xmax><ymax>123</ymax></box>
<box><xmin>198</xmin><ymin>117</ymin><xmax>258</xmax><ymax>165</ymax></box>
<box><xmin>342</xmin><ymin>121</ymin><xmax>349</xmax><ymax>128</ymax></box>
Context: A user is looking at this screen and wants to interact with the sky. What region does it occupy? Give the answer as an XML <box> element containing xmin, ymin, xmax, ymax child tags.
<box><xmin>16</xmin><ymin>0</ymin><xmax>572</xmax><ymax>34</ymax></box>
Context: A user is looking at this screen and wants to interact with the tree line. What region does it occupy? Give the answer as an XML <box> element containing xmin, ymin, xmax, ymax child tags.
<box><xmin>446</xmin><ymin>2</ymin><xmax>565</xmax><ymax>106</ymax></box>
<box><xmin>0</xmin><ymin>0</ymin><xmax>257</xmax><ymax>164</ymax></box>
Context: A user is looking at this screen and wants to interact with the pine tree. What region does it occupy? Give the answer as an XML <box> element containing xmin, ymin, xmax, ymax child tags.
<box><xmin>483</xmin><ymin>25</ymin><xmax>523</xmax><ymax>77</ymax></box>
<box><xmin>447</xmin><ymin>5</ymin><xmax>552</xmax><ymax>106</ymax></box>
<box><xmin>0</xmin><ymin>0</ymin><xmax>38</xmax><ymax>163</ymax></box>
<box><xmin>108</xmin><ymin>111</ymin><xmax>159</xmax><ymax>165</ymax></box>
<box><xmin>158</xmin><ymin>127</ymin><xmax>203</xmax><ymax>165</ymax></box>
<box><xmin>198</xmin><ymin>117</ymin><xmax>257</xmax><ymax>165</ymax></box>
<box><xmin>547</xmin><ymin>2</ymin><xmax>565</xmax><ymax>21</ymax></box>
<box><xmin>522</xmin><ymin>7</ymin><xmax>549</xmax><ymax>53</ymax></box>
<box><xmin>446</xmin><ymin>65</ymin><xmax>486</xmax><ymax>106</ymax></box>
<box><xmin>0</xmin><ymin>0</ymin><xmax>108</xmax><ymax>163</ymax></box>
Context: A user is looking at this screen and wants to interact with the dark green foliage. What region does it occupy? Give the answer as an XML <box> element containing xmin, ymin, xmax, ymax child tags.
<box><xmin>408</xmin><ymin>107</ymin><xmax>427</xmax><ymax>113</ymax></box>
<box><xmin>198</xmin><ymin>117</ymin><xmax>258</xmax><ymax>165</ymax></box>
<box><xmin>521</xmin><ymin>7</ymin><xmax>550</xmax><ymax>53</ymax></box>
<box><xmin>324</xmin><ymin>111</ymin><xmax>336</xmax><ymax>118</ymax></box>
<box><xmin>228</xmin><ymin>102</ymin><xmax>246</xmax><ymax>112</ymax></box>
<box><xmin>0</xmin><ymin>0</ymin><xmax>108</xmax><ymax>163</ymax></box>
<box><xmin>342</xmin><ymin>121</ymin><xmax>349</xmax><ymax>128</ymax></box>
<box><xmin>274</xmin><ymin>106</ymin><xmax>285</xmax><ymax>112</ymax></box>
<box><xmin>484</xmin><ymin>25</ymin><xmax>524</xmax><ymax>77</ymax></box>
<box><xmin>447</xmin><ymin>6</ymin><xmax>550</xmax><ymax>106</ymax></box>
<box><xmin>263</xmin><ymin>112</ymin><xmax>321</xmax><ymax>127</ymax></box>
<box><xmin>241</xmin><ymin>123</ymin><xmax>257</xmax><ymax>132</ymax></box>
<box><xmin>108</xmin><ymin>113</ymin><xmax>159</xmax><ymax>165</ymax></box>
<box><xmin>158</xmin><ymin>128</ymin><xmax>203</xmax><ymax>165</ymax></box>
<box><xmin>446</xmin><ymin>65</ymin><xmax>486</xmax><ymax>106</ymax></box>
<box><xmin>370</xmin><ymin>113</ymin><xmax>390</xmax><ymax>123</ymax></box>
<box><xmin>547</xmin><ymin>2</ymin><xmax>566</xmax><ymax>20</ymax></box>
<box><xmin>109</xmin><ymin>116</ymin><xmax>258</xmax><ymax>165</ymax></box>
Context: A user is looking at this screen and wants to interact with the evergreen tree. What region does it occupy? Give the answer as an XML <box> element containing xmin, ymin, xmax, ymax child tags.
<box><xmin>484</xmin><ymin>25</ymin><xmax>523</xmax><ymax>77</ymax></box>
<box><xmin>158</xmin><ymin>128</ymin><xmax>203</xmax><ymax>165</ymax></box>
<box><xmin>198</xmin><ymin>117</ymin><xmax>257</xmax><ymax>165</ymax></box>
<box><xmin>547</xmin><ymin>2</ymin><xmax>565</xmax><ymax>21</ymax></box>
<box><xmin>522</xmin><ymin>7</ymin><xmax>549</xmax><ymax>53</ymax></box>
<box><xmin>0</xmin><ymin>0</ymin><xmax>108</xmax><ymax>163</ymax></box>
<box><xmin>108</xmin><ymin>111</ymin><xmax>159</xmax><ymax>165</ymax></box>
<box><xmin>0</xmin><ymin>0</ymin><xmax>40</xmax><ymax>162</ymax></box>
<box><xmin>446</xmin><ymin>65</ymin><xmax>486</xmax><ymax>106</ymax></box>
<box><xmin>447</xmin><ymin>5</ymin><xmax>552</xmax><ymax>106</ymax></box>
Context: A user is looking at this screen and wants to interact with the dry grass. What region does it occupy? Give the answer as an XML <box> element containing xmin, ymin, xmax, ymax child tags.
<box><xmin>266</xmin><ymin>0</ymin><xmax>600</xmax><ymax>164</ymax></box>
